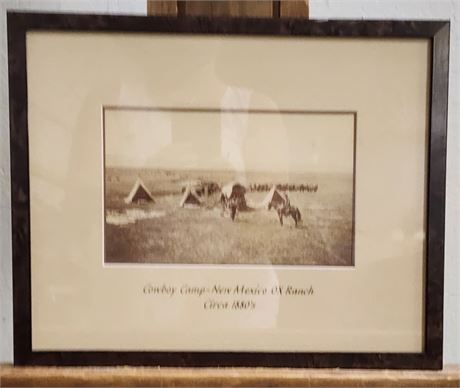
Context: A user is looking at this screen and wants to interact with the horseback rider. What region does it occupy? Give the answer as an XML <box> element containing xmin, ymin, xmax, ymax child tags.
<box><xmin>273</xmin><ymin>191</ymin><xmax>301</xmax><ymax>227</ymax></box>
<box><xmin>284</xmin><ymin>192</ymin><xmax>290</xmax><ymax>209</ymax></box>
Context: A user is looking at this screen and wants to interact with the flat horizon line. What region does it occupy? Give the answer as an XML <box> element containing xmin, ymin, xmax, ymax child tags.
<box><xmin>105</xmin><ymin>166</ymin><xmax>352</xmax><ymax>175</ymax></box>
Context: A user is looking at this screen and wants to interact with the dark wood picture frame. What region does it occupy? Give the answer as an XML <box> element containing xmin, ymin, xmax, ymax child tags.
<box><xmin>8</xmin><ymin>12</ymin><xmax>449</xmax><ymax>369</ymax></box>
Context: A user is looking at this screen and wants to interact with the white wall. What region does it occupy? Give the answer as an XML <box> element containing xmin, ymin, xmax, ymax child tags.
<box><xmin>0</xmin><ymin>0</ymin><xmax>458</xmax><ymax>366</ymax></box>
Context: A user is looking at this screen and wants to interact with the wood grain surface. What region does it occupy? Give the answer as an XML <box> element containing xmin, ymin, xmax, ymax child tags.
<box><xmin>147</xmin><ymin>0</ymin><xmax>177</xmax><ymax>16</ymax></box>
<box><xmin>281</xmin><ymin>0</ymin><xmax>309</xmax><ymax>18</ymax></box>
<box><xmin>1</xmin><ymin>365</ymin><xmax>459</xmax><ymax>387</ymax></box>
<box><xmin>183</xmin><ymin>0</ymin><xmax>273</xmax><ymax>17</ymax></box>
<box><xmin>147</xmin><ymin>0</ymin><xmax>308</xmax><ymax>18</ymax></box>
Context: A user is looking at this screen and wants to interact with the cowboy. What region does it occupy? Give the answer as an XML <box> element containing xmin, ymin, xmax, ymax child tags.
<box><xmin>284</xmin><ymin>192</ymin><xmax>290</xmax><ymax>208</ymax></box>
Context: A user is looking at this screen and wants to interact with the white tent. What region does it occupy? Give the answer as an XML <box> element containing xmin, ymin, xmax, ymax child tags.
<box><xmin>179</xmin><ymin>186</ymin><xmax>202</xmax><ymax>208</ymax></box>
<box><xmin>221</xmin><ymin>182</ymin><xmax>248</xmax><ymax>210</ymax></box>
<box><xmin>124</xmin><ymin>178</ymin><xmax>155</xmax><ymax>204</ymax></box>
<box><xmin>221</xmin><ymin>182</ymin><xmax>246</xmax><ymax>198</ymax></box>
<box><xmin>261</xmin><ymin>185</ymin><xmax>287</xmax><ymax>209</ymax></box>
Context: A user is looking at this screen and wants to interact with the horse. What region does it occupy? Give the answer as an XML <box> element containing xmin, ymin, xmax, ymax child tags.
<box><xmin>273</xmin><ymin>202</ymin><xmax>302</xmax><ymax>227</ymax></box>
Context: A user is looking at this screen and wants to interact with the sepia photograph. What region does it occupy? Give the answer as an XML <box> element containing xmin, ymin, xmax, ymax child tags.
<box><xmin>103</xmin><ymin>107</ymin><xmax>355</xmax><ymax>266</ymax></box>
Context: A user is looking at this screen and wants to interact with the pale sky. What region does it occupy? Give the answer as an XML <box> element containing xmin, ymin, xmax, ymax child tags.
<box><xmin>105</xmin><ymin>110</ymin><xmax>355</xmax><ymax>174</ymax></box>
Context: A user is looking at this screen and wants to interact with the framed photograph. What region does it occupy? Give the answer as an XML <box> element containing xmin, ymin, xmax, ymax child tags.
<box><xmin>8</xmin><ymin>12</ymin><xmax>449</xmax><ymax>369</ymax></box>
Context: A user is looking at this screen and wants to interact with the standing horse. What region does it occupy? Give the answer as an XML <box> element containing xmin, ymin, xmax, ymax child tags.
<box><xmin>273</xmin><ymin>202</ymin><xmax>302</xmax><ymax>227</ymax></box>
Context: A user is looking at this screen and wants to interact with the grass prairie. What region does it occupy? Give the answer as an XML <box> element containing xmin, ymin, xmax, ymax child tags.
<box><xmin>105</xmin><ymin>168</ymin><xmax>353</xmax><ymax>266</ymax></box>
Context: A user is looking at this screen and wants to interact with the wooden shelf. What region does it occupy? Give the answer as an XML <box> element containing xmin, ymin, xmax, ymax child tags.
<box><xmin>1</xmin><ymin>364</ymin><xmax>459</xmax><ymax>387</ymax></box>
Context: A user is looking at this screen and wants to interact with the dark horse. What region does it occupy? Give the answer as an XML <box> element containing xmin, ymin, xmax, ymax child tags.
<box><xmin>273</xmin><ymin>203</ymin><xmax>302</xmax><ymax>227</ymax></box>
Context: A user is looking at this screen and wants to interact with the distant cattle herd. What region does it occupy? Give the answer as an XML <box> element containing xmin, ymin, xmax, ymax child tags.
<box><xmin>180</xmin><ymin>182</ymin><xmax>319</xmax><ymax>194</ymax></box>
<box><xmin>249</xmin><ymin>183</ymin><xmax>318</xmax><ymax>193</ymax></box>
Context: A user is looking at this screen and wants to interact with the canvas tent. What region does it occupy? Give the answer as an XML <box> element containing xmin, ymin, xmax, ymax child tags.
<box><xmin>124</xmin><ymin>178</ymin><xmax>155</xmax><ymax>204</ymax></box>
<box><xmin>221</xmin><ymin>182</ymin><xmax>248</xmax><ymax>210</ymax></box>
<box><xmin>261</xmin><ymin>186</ymin><xmax>288</xmax><ymax>209</ymax></box>
<box><xmin>221</xmin><ymin>182</ymin><xmax>246</xmax><ymax>199</ymax></box>
<box><xmin>180</xmin><ymin>185</ymin><xmax>203</xmax><ymax>207</ymax></box>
